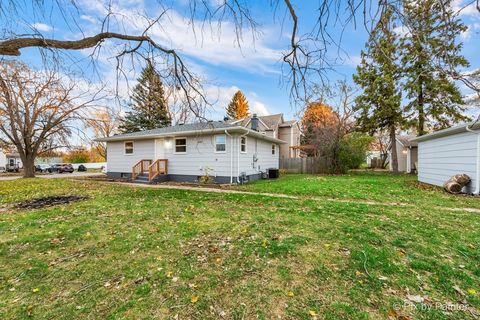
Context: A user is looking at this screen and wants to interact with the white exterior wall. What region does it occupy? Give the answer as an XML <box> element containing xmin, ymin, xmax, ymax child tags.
<box><xmin>106</xmin><ymin>139</ymin><xmax>155</xmax><ymax>173</ymax></box>
<box><xmin>418</xmin><ymin>131</ymin><xmax>477</xmax><ymax>193</ymax></box>
<box><xmin>106</xmin><ymin>133</ymin><xmax>280</xmax><ymax>181</ymax></box>
<box><xmin>236</xmin><ymin>135</ymin><xmax>279</xmax><ymax>178</ymax></box>
<box><xmin>0</xmin><ymin>151</ymin><xmax>6</xmax><ymax>167</ymax></box>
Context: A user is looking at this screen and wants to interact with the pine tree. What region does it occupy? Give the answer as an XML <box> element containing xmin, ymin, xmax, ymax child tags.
<box><xmin>119</xmin><ymin>63</ymin><xmax>171</xmax><ymax>133</ymax></box>
<box><xmin>226</xmin><ymin>90</ymin><xmax>250</xmax><ymax>119</ymax></box>
<box><xmin>401</xmin><ymin>0</ymin><xmax>470</xmax><ymax>135</ymax></box>
<box><xmin>353</xmin><ymin>7</ymin><xmax>403</xmax><ymax>172</ymax></box>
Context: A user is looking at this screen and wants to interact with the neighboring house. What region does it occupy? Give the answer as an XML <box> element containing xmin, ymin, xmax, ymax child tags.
<box><xmin>414</xmin><ymin>122</ymin><xmax>480</xmax><ymax>194</ymax></box>
<box><xmin>97</xmin><ymin>121</ymin><xmax>284</xmax><ymax>184</ymax></box>
<box><xmin>1</xmin><ymin>151</ymin><xmax>23</xmax><ymax>170</ymax></box>
<box><xmin>388</xmin><ymin>135</ymin><xmax>418</xmax><ymax>173</ymax></box>
<box><xmin>228</xmin><ymin>114</ymin><xmax>302</xmax><ymax>158</ymax></box>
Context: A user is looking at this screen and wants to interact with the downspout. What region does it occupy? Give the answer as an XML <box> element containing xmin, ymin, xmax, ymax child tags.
<box><xmin>225</xmin><ymin>130</ymin><xmax>233</xmax><ymax>184</ymax></box>
<box><xmin>237</xmin><ymin>129</ymin><xmax>249</xmax><ymax>184</ymax></box>
<box><xmin>466</xmin><ymin>124</ymin><xmax>480</xmax><ymax>194</ymax></box>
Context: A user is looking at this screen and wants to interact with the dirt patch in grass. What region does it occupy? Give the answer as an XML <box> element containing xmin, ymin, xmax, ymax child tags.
<box><xmin>13</xmin><ymin>195</ymin><xmax>88</xmax><ymax>210</ymax></box>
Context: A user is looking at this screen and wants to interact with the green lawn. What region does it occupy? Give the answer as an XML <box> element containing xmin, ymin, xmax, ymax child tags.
<box><xmin>0</xmin><ymin>173</ymin><xmax>479</xmax><ymax>319</ymax></box>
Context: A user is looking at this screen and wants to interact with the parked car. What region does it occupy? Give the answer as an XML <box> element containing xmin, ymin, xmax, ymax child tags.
<box><xmin>35</xmin><ymin>164</ymin><xmax>53</xmax><ymax>173</ymax></box>
<box><xmin>51</xmin><ymin>163</ymin><xmax>74</xmax><ymax>173</ymax></box>
<box><xmin>77</xmin><ymin>164</ymin><xmax>87</xmax><ymax>172</ymax></box>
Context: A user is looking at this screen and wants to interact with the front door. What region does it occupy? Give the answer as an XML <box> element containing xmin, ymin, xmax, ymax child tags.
<box><xmin>155</xmin><ymin>139</ymin><xmax>165</xmax><ymax>159</ymax></box>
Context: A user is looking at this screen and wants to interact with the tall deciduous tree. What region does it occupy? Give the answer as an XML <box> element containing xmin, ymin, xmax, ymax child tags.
<box><xmin>226</xmin><ymin>90</ymin><xmax>250</xmax><ymax>120</ymax></box>
<box><xmin>85</xmin><ymin>107</ymin><xmax>121</xmax><ymax>160</ymax></box>
<box><xmin>119</xmin><ymin>64</ymin><xmax>171</xmax><ymax>133</ymax></box>
<box><xmin>0</xmin><ymin>61</ymin><xmax>98</xmax><ymax>177</ymax></box>
<box><xmin>353</xmin><ymin>7</ymin><xmax>403</xmax><ymax>173</ymax></box>
<box><xmin>401</xmin><ymin>0</ymin><xmax>470</xmax><ymax>135</ymax></box>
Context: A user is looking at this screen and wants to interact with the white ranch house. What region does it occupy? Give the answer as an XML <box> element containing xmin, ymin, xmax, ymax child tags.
<box><xmin>98</xmin><ymin>120</ymin><xmax>284</xmax><ymax>184</ymax></box>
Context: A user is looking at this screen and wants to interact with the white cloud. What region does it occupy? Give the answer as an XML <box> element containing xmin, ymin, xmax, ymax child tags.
<box><xmin>251</xmin><ymin>101</ymin><xmax>269</xmax><ymax>116</ymax></box>
<box><xmin>393</xmin><ymin>25</ymin><xmax>410</xmax><ymax>37</ymax></box>
<box><xmin>32</xmin><ymin>23</ymin><xmax>52</xmax><ymax>32</ymax></box>
<box><xmin>345</xmin><ymin>55</ymin><xmax>362</xmax><ymax>67</ymax></box>
<box><xmin>452</xmin><ymin>0</ymin><xmax>479</xmax><ymax>17</ymax></box>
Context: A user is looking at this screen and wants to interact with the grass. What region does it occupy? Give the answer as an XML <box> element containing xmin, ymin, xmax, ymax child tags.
<box><xmin>0</xmin><ymin>173</ymin><xmax>479</xmax><ymax>319</ymax></box>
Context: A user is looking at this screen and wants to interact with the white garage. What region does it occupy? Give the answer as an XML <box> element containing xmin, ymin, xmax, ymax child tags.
<box><xmin>414</xmin><ymin>122</ymin><xmax>479</xmax><ymax>194</ymax></box>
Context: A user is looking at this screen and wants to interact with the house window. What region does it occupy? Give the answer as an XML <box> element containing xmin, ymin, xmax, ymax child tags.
<box><xmin>124</xmin><ymin>142</ymin><xmax>134</xmax><ymax>155</ymax></box>
<box><xmin>240</xmin><ymin>137</ymin><xmax>247</xmax><ymax>153</ymax></box>
<box><xmin>215</xmin><ymin>135</ymin><xmax>226</xmax><ymax>152</ymax></box>
<box><xmin>175</xmin><ymin>138</ymin><xmax>187</xmax><ymax>153</ymax></box>
<box><xmin>271</xmin><ymin>144</ymin><xmax>276</xmax><ymax>155</ymax></box>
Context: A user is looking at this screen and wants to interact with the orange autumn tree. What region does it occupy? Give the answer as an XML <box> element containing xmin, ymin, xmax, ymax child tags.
<box><xmin>301</xmin><ymin>101</ymin><xmax>338</xmax><ymax>156</ymax></box>
<box><xmin>226</xmin><ymin>90</ymin><xmax>250</xmax><ymax>120</ymax></box>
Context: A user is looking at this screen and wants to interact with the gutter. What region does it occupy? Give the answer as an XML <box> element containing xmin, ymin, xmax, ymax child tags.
<box><xmin>224</xmin><ymin>130</ymin><xmax>234</xmax><ymax>184</ymax></box>
<box><xmin>466</xmin><ymin>124</ymin><xmax>480</xmax><ymax>195</ymax></box>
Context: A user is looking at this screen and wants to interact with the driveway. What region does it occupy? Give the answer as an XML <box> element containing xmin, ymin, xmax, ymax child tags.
<box><xmin>0</xmin><ymin>172</ymin><xmax>105</xmax><ymax>181</ymax></box>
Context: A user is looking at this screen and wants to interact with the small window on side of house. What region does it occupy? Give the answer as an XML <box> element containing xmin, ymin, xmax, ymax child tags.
<box><xmin>215</xmin><ymin>135</ymin><xmax>226</xmax><ymax>152</ymax></box>
<box><xmin>240</xmin><ymin>137</ymin><xmax>247</xmax><ymax>153</ymax></box>
<box><xmin>175</xmin><ymin>138</ymin><xmax>187</xmax><ymax>153</ymax></box>
<box><xmin>271</xmin><ymin>144</ymin><xmax>276</xmax><ymax>155</ymax></box>
<box><xmin>124</xmin><ymin>141</ymin><xmax>134</xmax><ymax>155</ymax></box>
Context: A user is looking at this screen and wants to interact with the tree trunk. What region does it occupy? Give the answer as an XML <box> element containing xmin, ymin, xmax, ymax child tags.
<box><xmin>389</xmin><ymin>125</ymin><xmax>399</xmax><ymax>173</ymax></box>
<box><xmin>21</xmin><ymin>153</ymin><xmax>36</xmax><ymax>178</ymax></box>
<box><xmin>417</xmin><ymin>78</ymin><xmax>426</xmax><ymax>136</ymax></box>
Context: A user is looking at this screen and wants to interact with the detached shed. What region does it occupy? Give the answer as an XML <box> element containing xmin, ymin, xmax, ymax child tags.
<box><xmin>414</xmin><ymin>122</ymin><xmax>480</xmax><ymax>194</ymax></box>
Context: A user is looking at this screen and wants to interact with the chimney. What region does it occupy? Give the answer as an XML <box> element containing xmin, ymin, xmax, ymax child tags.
<box><xmin>251</xmin><ymin>114</ymin><xmax>259</xmax><ymax>131</ymax></box>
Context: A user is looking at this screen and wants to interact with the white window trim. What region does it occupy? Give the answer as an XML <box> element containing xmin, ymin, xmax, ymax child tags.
<box><xmin>240</xmin><ymin>136</ymin><xmax>247</xmax><ymax>153</ymax></box>
<box><xmin>271</xmin><ymin>144</ymin><xmax>276</xmax><ymax>156</ymax></box>
<box><xmin>124</xmin><ymin>141</ymin><xmax>134</xmax><ymax>155</ymax></box>
<box><xmin>174</xmin><ymin>137</ymin><xmax>188</xmax><ymax>154</ymax></box>
<box><xmin>214</xmin><ymin>134</ymin><xmax>227</xmax><ymax>154</ymax></box>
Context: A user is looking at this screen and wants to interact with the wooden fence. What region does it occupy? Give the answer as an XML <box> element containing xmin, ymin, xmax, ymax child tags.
<box><xmin>279</xmin><ymin>157</ymin><xmax>330</xmax><ymax>174</ymax></box>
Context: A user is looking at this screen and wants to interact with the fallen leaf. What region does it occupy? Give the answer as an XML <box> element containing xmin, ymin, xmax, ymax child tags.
<box><xmin>467</xmin><ymin>289</ymin><xmax>477</xmax><ymax>295</ymax></box>
<box><xmin>32</xmin><ymin>288</ymin><xmax>40</xmax><ymax>293</ymax></box>
<box><xmin>287</xmin><ymin>291</ymin><xmax>295</xmax><ymax>297</ymax></box>
<box><xmin>309</xmin><ymin>310</ymin><xmax>317</xmax><ymax>316</ymax></box>
<box><xmin>191</xmin><ymin>295</ymin><xmax>199</xmax><ymax>303</ymax></box>
<box><xmin>387</xmin><ymin>308</ymin><xmax>397</xmax><ymax>317</ymax></box>
<box><xmin>262</xmin><ymin>239</ymin><xmax>268</xmax><ymax>247</ymax></box>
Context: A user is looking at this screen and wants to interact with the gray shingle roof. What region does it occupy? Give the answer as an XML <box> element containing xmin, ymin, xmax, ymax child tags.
<box><xmin>111</xmin><ymin>121</ymin><xmax>237</xmax><ymax>139</ymax></box>
<box><xmin>397</xmin><ymin>135</ymin><xmax>418</xmax><ymax>147</ymax></box>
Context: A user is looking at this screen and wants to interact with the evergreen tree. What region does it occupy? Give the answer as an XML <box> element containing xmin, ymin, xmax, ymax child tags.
<box><xmin>226</xmin><ymin>90</ymin><xmax>250</xmax><ymax>119</ymax></box>
<box><xmin>119</xmin><ymin>63</ymin><xmax>171</xmax><ymax>133</ymax></box>
<box><xmin>401</xmin><ymin>0</ymin><xmax>469</xmax><ymax>135</ymax></box>
<box><xmin>353</xmin><ymin>7</ymin><xmax>403</xmax><ymax>172</ymax></box>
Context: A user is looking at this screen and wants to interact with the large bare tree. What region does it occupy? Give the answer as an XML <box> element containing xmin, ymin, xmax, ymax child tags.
<box><xmin>0</xmin><ymin>60</ymin><xmax>101</xmax><ymax>177</ymax></box>
<box><xmin>84</xmin><ymin>107</ymin><xmax>121</xmax><ymax>160</ymax></box>
<box><xmin>0</xmin><ymin>1</ymin><xmax>476</xmax><ymax>108</ymax></box>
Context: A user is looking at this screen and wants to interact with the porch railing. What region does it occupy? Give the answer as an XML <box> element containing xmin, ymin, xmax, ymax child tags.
<box><xmin>132</xmin><ymin>159</ymin><xmax>152</xmax><ymax>180</ymax></box>
<box><xmin>148</xmin><ymin>159</ymin><xmax>168</xmax><ymax>182</ymax></box>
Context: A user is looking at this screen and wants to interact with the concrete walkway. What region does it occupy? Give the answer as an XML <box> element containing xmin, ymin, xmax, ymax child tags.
<box><xmin>106</xmin><ymin>181</ymin><xmax>480</xmax><ymax>213</ymax></box>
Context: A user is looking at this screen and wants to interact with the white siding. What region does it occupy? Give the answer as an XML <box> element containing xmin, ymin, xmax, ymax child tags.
<box><xmin>418</xmin><ymin>131</ymin><xmax>477</xmax><ymax>193</ymax></box>
<box><xmin>163</xmin><ymin>134</ymin><xmax>233</xmax><ymax>178</ymax></box>
<box><xmin>0</xmin><ymin>151</ymin><xmax>6</xmax><ymax>167</ymax></box>
<box><xmin>106</xmin><ymin>140</ymin><xmax>155</xmax><ymax>173</ymax></box>
<box><xmin>235</xmin><ymin>135</ymin><xmax>279</xmax><ymax>177</ymax></box>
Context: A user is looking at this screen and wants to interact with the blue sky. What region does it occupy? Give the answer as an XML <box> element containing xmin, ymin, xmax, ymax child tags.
<box><xmin>11</xmin><ymin>0</ymin><xmax>480</xmax><ymax>123</ymax></box>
